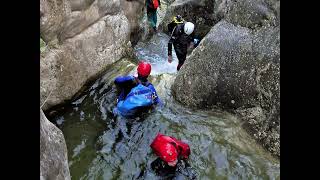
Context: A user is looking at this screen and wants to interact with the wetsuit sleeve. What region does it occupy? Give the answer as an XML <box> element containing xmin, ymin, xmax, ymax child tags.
<box><xmin>168</xmin><ymin>27</ymin><xmax>177</xmax><ymax>56</ymax></box>
<box><xmin>167</xmin><ymin>21</ymin><xmax>174</xmax><ymax>34</ymax></box>
<box><xmin>114</xmin><ymin>76</ymin><xmax>135</xmax><ymax>87</ymax></box>
<box><xmin>168</xmin><ymin>38</ymin><xmax>173</xmax><ymax>56</ymax></box>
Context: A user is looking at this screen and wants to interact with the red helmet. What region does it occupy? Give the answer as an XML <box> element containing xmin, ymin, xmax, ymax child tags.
<box><xmin>137</xmin><ymin>61</ymin><xmax>151</xmax><ymax>77</ymax></box>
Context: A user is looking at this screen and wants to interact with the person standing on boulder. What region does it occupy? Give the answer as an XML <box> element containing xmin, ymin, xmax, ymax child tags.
<box><xmin>145</xmin><ymin>0</ymin><xmax>161</xmax><ymax>33</ymax></box>
<box><xmin>167</xmin><ymin>21</ymin><xmax>200</xmax><ymax>71</ymax></box>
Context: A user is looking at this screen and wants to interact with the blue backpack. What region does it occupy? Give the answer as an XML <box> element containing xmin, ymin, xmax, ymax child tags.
<box><xmin>116</xmin><ymin>83</ymin><xmax>154</xmax><ymax>117</ymax></box>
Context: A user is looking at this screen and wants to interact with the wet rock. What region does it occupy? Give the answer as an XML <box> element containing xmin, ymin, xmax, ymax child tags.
<box><xmin>226</xmin><ymin>0</ymin><xmax>278</xmax><ymax>29</ymax></box>
<box><xmin>40</xmin><ymin>0</ymin><xmax>144</xmax><ymax>110</ymax></box>
<box><xmin>69</xmin><ymin>0</ymin><xmax>95</xmax><ymax>11</ymax></box>
<box><xmin>214</xmin><ymin>0</ymin><xmax>279</xmax><ymax>29</ymax></box>
<box><xmin>120</xmin><ymin>0</ymin><xmax>146</xmax><ymax>46</ymax></box>
<box><xmin>172</xmin><ymin>20</ymin><xmax>280</xmax><ymax>157</ymax></box>
<box><xmin>173</xmin><ymin>21</ymin><xmax>255</xmax><ymax>108</ymax></box>
<box><xmin>40</xmin><ymin>14</ymin><xmax>131</xmax><ymax>110</ymax></box>
<box><xmin>160</xmin><ymin>0</ymin><xmax>279</xmax><ymax>38</ymax></box>
<box><xmin>236</xmin><ymin>107</ymin><xmax>280</xmax><ymax>157</ymax></box>
<box><xmin>59</xmin><ymin>0</ymin><xmax>121</xmax><ymax>41</ymax></box>
<box><xmin>40</xmin><ymin>0</ymin><xmax>71</xmax><ymax>43</ymax></box>
<box><xmin>40</xmin><ymin>109</ymin><xmax>71</xmax><ymax>180</ymax></box>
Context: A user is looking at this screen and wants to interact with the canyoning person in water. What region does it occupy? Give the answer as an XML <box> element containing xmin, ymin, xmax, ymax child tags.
<box><xmin>145</xmin><ymin>0</ymin><xmax>161</xmax><ymax>33</ymax></box>
<box><xmin>150</xmin><ymin>133</ymin><xmax>196</xmax><ymax>179</ymax></box>
<box><xmin>150</xmin><ymin>133</ymin><xmax>191</xmax><ymax>167</ymax></box>
<box><xmin>167</xmin><ymin>18</ymin><xmax>200</xmax><ymax>71</ymax></box>
<box><xmin>113</xmin><ymin>61</ymin><xmax>161</xmax><ymax>118</ymax></box>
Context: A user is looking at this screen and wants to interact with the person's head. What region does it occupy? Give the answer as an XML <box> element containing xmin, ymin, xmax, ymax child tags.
<box><xmin>184</xmin><ymin>22</ymin><xmax>195</xmax><ymax>35</ymax></box>
<box><xmin>137</xmin><ymin>61</ymin><xmax>151</xmax><ymax>81</ymax></box>
<box><xmin>176</xmin><ymin>15</ymin><xmax>182</xmax><ymax>22</ymax></box>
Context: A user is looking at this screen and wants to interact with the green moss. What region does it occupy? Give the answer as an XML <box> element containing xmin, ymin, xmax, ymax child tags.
<box><xmin>40</xmin><ymin>38</ymin><xmax>46</xmax><ymax>53</ymax></box>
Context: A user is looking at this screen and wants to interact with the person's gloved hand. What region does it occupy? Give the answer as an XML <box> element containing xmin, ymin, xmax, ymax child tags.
<box><xmin>193</xmin><ymin>39</ymin><xmax>199</xmax><ymax>46</ymax></box>
<box><xmin>133</xmin><ymin>72</ymin><xmax>138</xmax><ymax>78</ymax></box>
<box><xmin>168</xmin><ymin>55</ymin><xmax>172</xmax><ymax>63</ymax></box>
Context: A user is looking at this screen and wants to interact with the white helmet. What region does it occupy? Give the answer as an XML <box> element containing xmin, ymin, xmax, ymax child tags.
<box><xmin>184</xmin><ymin>22</ymin><xmax>194</xmax><ymax>35</ymax></box>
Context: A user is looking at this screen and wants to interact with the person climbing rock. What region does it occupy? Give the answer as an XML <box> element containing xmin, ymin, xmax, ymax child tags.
<box><xmin>150</xmin><ymin>133</ymin><xmax>190</xmax><ymax>167</ymax></box>
<box><xmin>145</xmin><ymin>0</ymin><xmax>161</xmax><ymax>33</ymax></box>
<box><xmin>113</xmin><ymin>61</ymin><xmax>161</xmax><ymax>117</ymax></box>
<box><xmin>167</xmin><ymin>21</ymin><xmax>200</xmax><ymax>71</ymax></box>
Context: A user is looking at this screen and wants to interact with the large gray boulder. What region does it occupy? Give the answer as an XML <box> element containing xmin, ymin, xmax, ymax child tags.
<box><xmin>172</xmin><ymin>20</ymin><xmax>280</xmax><ymax>156</ymax></box>
<box><xmin>40</xmin><ymin>0</ymin><xmax>71</xmax><ymax>43</ymax></box>
<box><xmin>40</xmin><ymin>0</ymin><xmax>144</xmax><ymax>110</ymax></box>
<box><xmin>58</xmin><ymin>0</ymin><xmax>121</xmax><ymax>41</ymax></box>
<box><xmin>40</xmin><ymin>109</ymin><xmax>71</xmax><ymax>180</ymax></box>
<box><xmin>223</xmin><ymin>0</ymin><xmax>279</xmax><ymax>29</ymax></box>
<box><xmin>40</xmin><ymin>14</ymin><xmax>132</xmax><ymax>110</ymax></box>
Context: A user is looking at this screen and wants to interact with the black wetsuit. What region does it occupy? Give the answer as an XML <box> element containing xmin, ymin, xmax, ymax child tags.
<box><xmin>168</xmin><ymin>23</ymin><xmax>194</xmax><ymax>71</ymax></box>
<box><xmin>149</xmin><ymin>158</ymin><xmax>197</xmax><ymax>179</ymax></box>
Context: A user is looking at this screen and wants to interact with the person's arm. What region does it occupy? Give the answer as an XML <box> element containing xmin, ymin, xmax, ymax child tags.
<box><xmin>167</xmin><ymin>37</ymin><xmax>174</xmax><ymax>63</ymax></box>
<box><xmin>168</xmin><ymin>24</ymin><xmax>179</xmax><ymax>55</ymax></box>
<box><xmin>168</xmin><ymin>26</ymin><xmax>178</xmax><ymax>63</ymax></box>
<box><xmin>114</xmin><ymin>76</ymin><xmax>135</xmax><ymax>87</ymax></box>
<box><xmin>168</xmin><ymin>38</ymin><xmax>173</xmax><ymax>57</ymax></box>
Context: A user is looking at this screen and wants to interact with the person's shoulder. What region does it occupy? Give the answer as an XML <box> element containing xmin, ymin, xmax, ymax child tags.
<box><xmin>115</xmin><ymin>75</ymin><xmax>135</xmax><ymax>81</ymax></box>
<box><xmin>117</xmin><ymin>75</ymin><xmax>133</xmax><ymax>78</ymax></box>
<box><xmin>146</xmin><ymin>82</ymin><xmax>156</xmax><ymax>88</ymax></box>
<box><xmin>176</xmin><ymin>24</ymin><xmax>184</xmax><ymax>33</ymax></box>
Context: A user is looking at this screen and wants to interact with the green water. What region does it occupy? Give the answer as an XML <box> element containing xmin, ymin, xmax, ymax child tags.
<box><xmin>52</xmin><ymin>33</ymin><xmax>279</xmax><ymax>180</ymax></box>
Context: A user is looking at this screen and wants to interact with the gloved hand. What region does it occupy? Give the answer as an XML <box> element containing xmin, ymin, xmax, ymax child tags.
<box><xmin>133</xmin><ymin>72</ymin><xmax>138</xmax><ymax>78</ymax></box>
<box><xmin>193</xmin><ymin>39</ymin><xmax>199</xmax><ymax>45</ymax></box>
<box><xmin>168</xmin><ymin>55</ymin><xmax>172</xmax><ymax>63</ymax></box>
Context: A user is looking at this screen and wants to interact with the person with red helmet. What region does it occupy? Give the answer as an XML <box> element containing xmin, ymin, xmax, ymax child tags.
<box><xmin>113</xmin><ymin>61</ymin><xmax>161</xmax><ymax>117</ymax></box>
<box><xmin>150</xmin><ymin>133</ymin><xmax>190</xmax><ymax>167</ymax></box>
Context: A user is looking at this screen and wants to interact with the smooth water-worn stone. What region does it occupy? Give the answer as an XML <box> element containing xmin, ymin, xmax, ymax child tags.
<box><xmin>40</xmin><ymin>109</ymin><xmax>71</xmax><ymax>180</ymax></box>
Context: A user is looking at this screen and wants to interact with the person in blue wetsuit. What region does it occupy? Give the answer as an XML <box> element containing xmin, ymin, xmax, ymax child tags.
<box><xmin>113</xmin><ymin>62</ymin><xmax>161</xmax><ymax>117</ymax></box>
